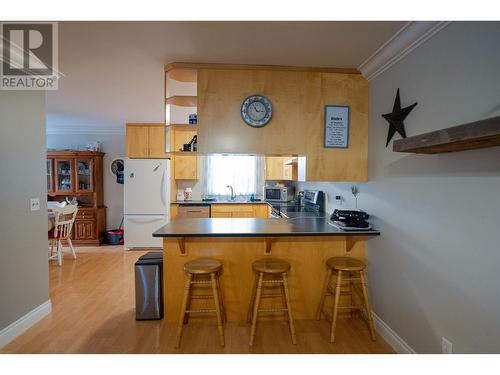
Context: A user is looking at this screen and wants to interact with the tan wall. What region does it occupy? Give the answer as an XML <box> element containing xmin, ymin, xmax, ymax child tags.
<box><xmin>197</xmin><ymin>68</ymin><xmax>368</xmax><ymax>181</ymax></box>
<box><xmin>0</xmin><ymin>91</ymin><xmax>49</xmax><ymax>331</ymax></box>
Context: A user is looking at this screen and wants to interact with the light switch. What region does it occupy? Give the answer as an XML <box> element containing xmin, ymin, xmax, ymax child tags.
<box><xmin>30</xmin><ymin>198</ymin><xmax>40</xmax><ymax>211</ymax></box>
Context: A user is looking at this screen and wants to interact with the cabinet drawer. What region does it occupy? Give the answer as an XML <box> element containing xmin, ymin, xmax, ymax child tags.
<box><xmin>77</xmin><ymin>210</ymin><xmax>96</xmax><ymax>220</ymax></box>
<box><xmin>177</xmin><ymin>205</ymin><xmax>210</xmax><ymax>218</ymax></box>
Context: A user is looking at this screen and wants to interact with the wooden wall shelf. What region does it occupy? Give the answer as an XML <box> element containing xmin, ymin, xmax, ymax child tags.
<box><xmin>393</xmin><ymin>116</ymin><xmax>500</xmax><ymax>154</ymax></box>
<box><xmin>166</xmin><ymin>96</ymin><xmax>197</xmax><ymax>107</ymax></box>
<box><xmin>166</xmin><ymin>124</ymin><xmax>198</xmax><ymax>130</ymax></box>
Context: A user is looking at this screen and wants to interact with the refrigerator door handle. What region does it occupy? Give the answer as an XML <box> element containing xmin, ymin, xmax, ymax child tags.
<box><xmin>160</xmin><ymin>168</ymin><xmax>167</xmax><ymax>208</ymax></box>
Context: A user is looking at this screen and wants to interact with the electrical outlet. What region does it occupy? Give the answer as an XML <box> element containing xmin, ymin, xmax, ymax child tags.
<box><xmin>30</xmin><ymin>198</ymin><xmax>40</xmax><ymax>211</ymax></box>
<box><xmin>442</xmin><ymin>337</ymin><xmax>453</xmax><ymax>354</ymax></box>
<box><xmin>335</xmin><ymin>195</ymin><xmax>343</xmax><ymax>205</ymax></box>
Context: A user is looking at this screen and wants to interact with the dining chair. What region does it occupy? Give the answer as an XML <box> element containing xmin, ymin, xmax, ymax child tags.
<box><xmin>48</xmin><ymin>204</ymin><xmax>78</xmax><ymax>266</ymax></box>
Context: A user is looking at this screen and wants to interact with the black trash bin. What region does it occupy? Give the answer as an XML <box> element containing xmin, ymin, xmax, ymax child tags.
<box><xmin>135</xmin><ymin>252</ymin><xmax>164</xmax><ymax>320</ymax></box>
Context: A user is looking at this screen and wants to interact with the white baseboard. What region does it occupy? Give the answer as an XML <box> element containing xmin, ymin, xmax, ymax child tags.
<box><xmin>0</xmin><ymin>300</ymin><xmax>52</xmax><ymax>349</ymax></box>
<box><xmin>372</xmin><ymin>311</ymin><xmax>416</xmax><ymax>354</ymax></box>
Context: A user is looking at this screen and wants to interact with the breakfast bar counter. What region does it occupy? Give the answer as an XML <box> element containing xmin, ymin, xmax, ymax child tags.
<box><xmin>153</xmin><ymin>218</ymin><xmax>379</xmax><ymax>322</ymax></box>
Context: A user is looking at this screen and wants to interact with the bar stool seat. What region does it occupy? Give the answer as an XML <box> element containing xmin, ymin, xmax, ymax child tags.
<box><xmin>326</xmin><ymin>257</ymin><xmax>365</xmax><ymax>272</ymax></box>
<box><xmin>184</xmin><ymin>258</ymin><xmax>222</xmax><ymax>274</ymax></box>
<box><xmin>316</xmin><ymin>256</ymin><xmax>376</xmax><ymax>343</ymax></box>
<box><xmin>176</xmin><ymin>258</ymin><xmax>225</xmax><ymax>348</ymax></box>
<box><xmin>247</xmin><ymin>258</ymin><xmax>296</xmax><ymax>346</ymax></box>
<box><xmin>252</xmin><ymin>258</ymin><xmax>291</xmax><ymax>274</ymax></box>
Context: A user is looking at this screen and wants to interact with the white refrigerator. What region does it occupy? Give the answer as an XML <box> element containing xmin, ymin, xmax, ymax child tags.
<box><xmin>124</xmin><ymin>158</ymin><xmax>170</xmax><ymax>249</ymax></box>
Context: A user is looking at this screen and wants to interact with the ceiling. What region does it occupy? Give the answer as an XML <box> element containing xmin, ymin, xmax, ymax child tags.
<box><xmin>47</xmin><ymin>21</ymin><xmax>406</xmax><ymax>132</ymax></box>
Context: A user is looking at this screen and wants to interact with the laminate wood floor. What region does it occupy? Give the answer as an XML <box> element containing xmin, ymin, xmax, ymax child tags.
<box><xmin>1</xmin><ymin>246</ymin><xmax>394</xmax><ymax>354</ymax></box>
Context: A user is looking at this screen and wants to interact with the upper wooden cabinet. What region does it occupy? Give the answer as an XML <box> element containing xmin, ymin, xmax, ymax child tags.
<box><xmin>126</xmin><ymin>123</ymin><xmax>168</xmax><ymax>158</ymax></box>
<box><xmin>265</xmin><ymin>156</ymin><xmax>297</xmax><ymax>181</ymax></box>
<box><xmin>173</xmin><ymin>155</ymin><xmax>198</xmax><ymax>180</ymax></box>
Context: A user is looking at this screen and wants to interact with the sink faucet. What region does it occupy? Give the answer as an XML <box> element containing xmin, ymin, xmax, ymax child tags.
<box><xmin>226</xmin><ymin>185</ymin><xmax>236</xmax><ymax>201</ymax></box>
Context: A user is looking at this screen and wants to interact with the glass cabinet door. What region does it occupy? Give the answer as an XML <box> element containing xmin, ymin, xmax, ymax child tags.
<box><xmin>55</xmin><ymin>159</ymin><xmax>74</xmax><ymax>192</ymax></box>
<box><xmin>76</xmin><ymin>159</ymin><xmax>94</xmax><ymax>192</ymax></box>
<box><xmin>46</xmin><ymin>159</ymin><xmax>54</xmax><ymax>193</ymax></box>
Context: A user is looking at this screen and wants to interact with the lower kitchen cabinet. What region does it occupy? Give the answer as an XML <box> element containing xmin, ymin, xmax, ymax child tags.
<box><xmin>210</xmin><ymin>204</ymin><xmax>269</xmax><ymax>218</ymax></box>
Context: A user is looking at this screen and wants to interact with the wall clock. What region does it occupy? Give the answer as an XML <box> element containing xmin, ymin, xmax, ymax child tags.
<box><xmin>241</xmin><ymin>95</ymin><xmax>273</xmax><ymax>127</ymax></box>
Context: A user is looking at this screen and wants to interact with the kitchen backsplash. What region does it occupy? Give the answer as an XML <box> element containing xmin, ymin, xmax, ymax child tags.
<box><xmin>296</xmin><ymin>181</ymin><xmax>364</xmax><ymax>214</ymax></box>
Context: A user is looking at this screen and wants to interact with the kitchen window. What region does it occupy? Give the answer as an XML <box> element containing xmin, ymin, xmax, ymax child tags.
<box><xmin>204</xmin><ymin>155</ymin><xmax>265</xmax><ymax>197</ymax></box>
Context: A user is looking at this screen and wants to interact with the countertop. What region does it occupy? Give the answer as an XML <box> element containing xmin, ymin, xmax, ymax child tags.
<box><xmin>173</xmin><ymin>200</ymin><xmax>268</xmax><ymax>205</ymax></box>
<box><xmin>153</xmin><ymin>217</ymin><xmax>380</xmax><ymax>238</ymax></box>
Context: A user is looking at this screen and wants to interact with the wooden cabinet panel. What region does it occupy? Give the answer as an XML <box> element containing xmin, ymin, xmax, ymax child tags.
<box><xmin>126</xmin><ymin>126</ymin><xmax>149</xmax><ymax>158</ymax></box>
<box><xmin>148</xmin><ymin>126</ymin><xmax>169</xmax><ymax>158</ymax></box>
<box><xmin>210</xmin><ymin>204</ymin><xmax>270</xmax><ymax>218</ymax></box>
<box><xmin>265</xmin><ymin>157</ymin><xmax>297</xmax><ymax>181</ymax></box>
<box><xmin>74</xmin><ymin>220</ymin><xmax>95</xmax><ymax>241</ymax></box>
<box><xmin>210</xmin><ymin>212</ymin><xmax>232</xmax><ymax>218</ymax></box>
<box><xmin>47</xmin><ymin>159</ymin><xmax>54</xmax><ymax>193</ymax></box>
<box><xmin>174</xmin><ymin>155</ymin><xmax>198</xmax><ymax>179</ymax></box>
<box><xmin>253</xmin><ymin>204</ymin><xmax>271</xmax><ymax>218</ymax></box>
<box><xmin>197</xmin><ymin>68</ymin><xmax>368</xmax><ymax>181</ymax></box>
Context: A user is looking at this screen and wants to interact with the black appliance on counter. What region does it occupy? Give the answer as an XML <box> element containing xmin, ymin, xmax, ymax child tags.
<box><xmin>330</xmin><ymin>209</ymin><xmax>371</xmax><ymax>230</ymax></box>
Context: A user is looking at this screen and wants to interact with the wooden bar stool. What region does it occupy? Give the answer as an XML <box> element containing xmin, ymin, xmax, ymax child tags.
<box><xmin>316</xmin><ymin>257</ymin><xmax>376</xmax><ymax>343</ymax></box>
<box><xmin>175</xmin><ymin>258</ymin><xmax>226</xmax><ymax>348</ymax></box>
<box><xmin>247</xmin><ymin>258</ymin><xmax>297</xmax><ymax>346</ymax></box>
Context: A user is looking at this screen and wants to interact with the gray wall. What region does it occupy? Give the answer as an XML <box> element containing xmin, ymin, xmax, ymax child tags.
<box><xmin>46</xmin><ymin>133</ymin><xmax>125</xmax><ymax>229</ymax></box>
<box><xmin>300</xmin><ymin>22</ymin><xmax>500</xmax><ymax>353</ymax></box>
<box><xmin>0</xmin><ymin>91</ymin><xmax>49</xmax><ymax>331</ymax></box>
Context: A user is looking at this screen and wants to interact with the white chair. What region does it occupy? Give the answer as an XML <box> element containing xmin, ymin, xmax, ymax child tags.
<box><xmin>48</xmin><ymin>204</ymin><xmax>78</xmax><ymax>266</ymax></box>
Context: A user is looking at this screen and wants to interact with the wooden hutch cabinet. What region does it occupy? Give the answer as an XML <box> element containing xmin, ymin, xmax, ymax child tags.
<box><xmin>47</xmin><ymin>150</ymin><xmax>106</xmax><ymax>246</ymax></box>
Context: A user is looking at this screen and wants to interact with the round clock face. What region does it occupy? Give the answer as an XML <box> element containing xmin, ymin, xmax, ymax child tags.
<box><xmin>241</xmin><ymin>95</ymin><xmax>273</xmax><ymax>127</ymax></box>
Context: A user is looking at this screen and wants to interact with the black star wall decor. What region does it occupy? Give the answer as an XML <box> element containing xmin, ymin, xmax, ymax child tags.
<box><xmin>382</xmin><ymin>88</ymin><xmax>418</xmax><ymax>147</ymax></box>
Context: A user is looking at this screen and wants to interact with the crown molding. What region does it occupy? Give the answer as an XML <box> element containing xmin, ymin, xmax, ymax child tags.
<box><xmin>358</xmin><ymin>21</ymin><xmax>451</xmax><ymax>81</ymax></box>
<box><xmin>47</xmin><ymin>126</ymin><xmax>125</xmax><ymax>135</ymax></box>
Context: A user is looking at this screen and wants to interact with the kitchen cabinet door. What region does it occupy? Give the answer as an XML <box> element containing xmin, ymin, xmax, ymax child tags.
<box><xmin>126</xmin><ymin>126</ymin><xmax>149</xmax><ymax>158</ymax></box>
<box><xmin>47</xmin><ymin>159</ymin><xmax>54</xmax><ymax>194</ymax></box>
<box><xmin>265</xmin><ymin>156</ymin><xmax>297</xmax><ymax>181</ymax></box>
<box><xmin>174</xmin><ymin>155</ymin><xmax>198</xmax><ymax>179</ymax></box>
<box><xmin>265</xmin><ymin>157</ymin><xmax>284</xmax><ymax>180</ymax></box>
<box><xmin>75</xmin><ymin>159</ymin><xmax>94</xmax><ymax>192</ymax></box>
<box><xmin>210</xmin><ymin>212</ymin><xmax>232</xmax><ymax>218</ymax></box>
<box><xmin>253</xmin><ymin>204</ymin><xmax>271</xmax><ymax>218</ymax></box>
<box><xmin>74</xmin><ymin>220</ymin><xmax>96</xmax><ymax>240</ymax></box>
<box><xmin>148</xmin><ymin>126</ymin><xmax>168</xmax><ymax>158</ymax></box>
<box><xmin>55</xmin><ymin>159</ymin><xmax>74</xmax><ymax>192</ymax></box>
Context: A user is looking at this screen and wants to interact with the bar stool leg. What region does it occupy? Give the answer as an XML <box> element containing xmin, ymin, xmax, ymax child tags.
<box><xmin>211</xmin><ymin>273</ymin><xmax>225</xmax><ymax>347</ymax></box>
<box><xmin>215</xmin><ymin>274</ymin><xmax>226</xmax><ymax>324</ymax></box>
<box><xmin>330</xmin><ymin>270</ymin><xmax>343</xmax><ymax>343</ymax></box>
<box><xmin>349</xmin><ymin>272</ymin><xmax>355</xmax><ymax>319</ymax></box>
<box><xmin>359</xmin><ymin>270</ymin><xmax>377</xmax><ymax>341</ymax></box>
<box><xmin>175</xmin><ymin>273</ymin><xmax>192</xmax><ymax>348</ymax></box>
<box><xmin>282</xmin><ymin>273</ymin><xmax>297</xmax><ymax>345</ymax></box>
<box><xmin>316</xmin><ymin>268</ymin><xmax>332</xmax><ymax>320</ymax></box>
<box><xmin>249</xmin><ymin>272</ymin><xmax>263</xmax><ymax>346</ymax></box>
<box><xmin>247</xmin><ymin>273</ymin><xmax>258</xmax><ymax>323</ymax></box>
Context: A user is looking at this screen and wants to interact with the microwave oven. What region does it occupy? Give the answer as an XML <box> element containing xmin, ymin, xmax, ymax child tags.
<box><xmin>264</xmin><ymin>186</ymin><xmax>294</xmax><ymax>202</ymax></box>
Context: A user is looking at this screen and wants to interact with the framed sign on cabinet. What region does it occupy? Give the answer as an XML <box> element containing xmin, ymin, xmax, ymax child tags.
<box><xmin>324</xmin><ymin>105</ymin><xmax>350</xmax><ymax>148</ymax></box>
